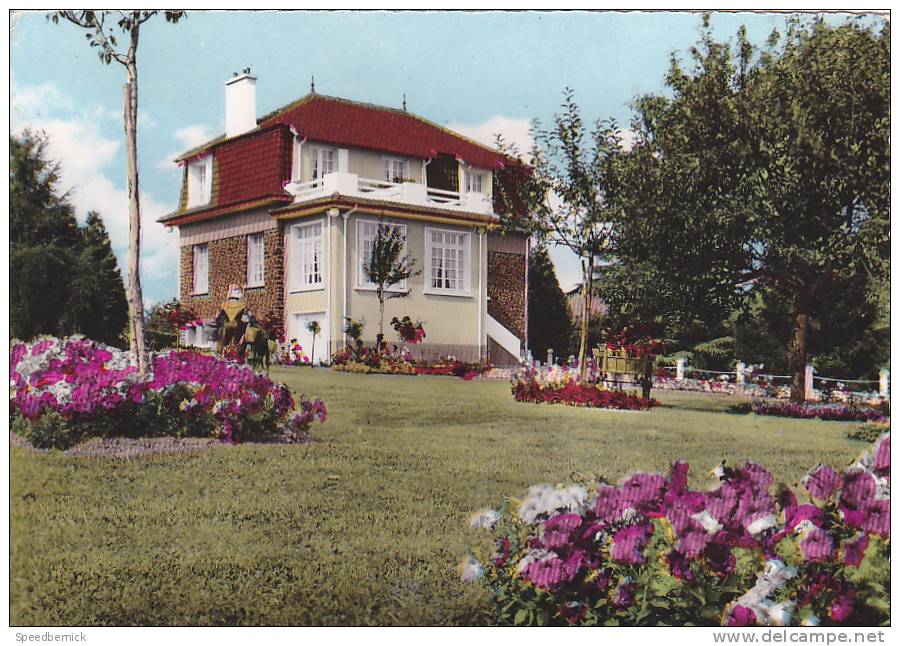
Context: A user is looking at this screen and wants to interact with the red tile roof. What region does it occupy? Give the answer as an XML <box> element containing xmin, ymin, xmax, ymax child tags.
<box><xmin>212</xmin><ymin>126</ymin><xmax>292</xmax><ymax>206</ymax></box>
<box><xmin>259</xmin><ymin>94</ymin><xmax>509</xmax><ymax>170</ymax></box>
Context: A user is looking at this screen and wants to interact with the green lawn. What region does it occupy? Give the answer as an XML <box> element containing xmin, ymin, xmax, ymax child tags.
<box><xmin>10</xmin><ymin>369</ymin><xmax>869</xmax><ymax>625</ymax></box>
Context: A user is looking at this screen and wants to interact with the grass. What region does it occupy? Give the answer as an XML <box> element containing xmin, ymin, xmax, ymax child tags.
<box><xmin>10</xmin><ymin>368</ymin><xmax>870</xmax><ymax>626</ymax></box>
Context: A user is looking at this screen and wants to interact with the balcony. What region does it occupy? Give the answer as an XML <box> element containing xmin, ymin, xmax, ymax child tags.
<box><xmin>283</xmin><ymin>172</ymin><xmax>495</xmax><ymax>216</ymax></box>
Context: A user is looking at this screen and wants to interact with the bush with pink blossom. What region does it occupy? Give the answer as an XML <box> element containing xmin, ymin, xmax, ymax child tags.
<box><xmin>463</xmin><ymin>435</ymin><xmax>890</xmax><ymax>626</ymax></box>
<box><xmin>10</xmin><ymin>336</ymin><xmax>326</xmax><ymax>449</ymax></box>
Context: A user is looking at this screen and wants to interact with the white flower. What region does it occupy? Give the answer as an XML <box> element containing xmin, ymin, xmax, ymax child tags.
<box><xmin>516</xmin><ymin>548</ymin><xmax>555</xmax><ymax>575</ymax></box>
<box><xmin>458</xmin><ymin>556</ymin><xmax>484</xmax><ymax>583</ymax></box>
<box><xmin>468</xmin><ymin>508</ymin><xmax>500</xmax><ymax>530</ymax></box>
<box><xmin>747</xmin><ymin>514</ymin><xmax>778</xmax><ymax>537</ymax></box>
<box><xmin>518</xmin><ymin>484</ymin><xmax>588</xmax><ymax>524</ymax></box>
<box><xmin>762</xmin><ymin>600</ymin><xmax>795</xmax><ymax>626</ymax></box>
<box><xmin>691</xmin><ymin>510</ymin><xmax>723</xmax><ymax>534</ymax></box>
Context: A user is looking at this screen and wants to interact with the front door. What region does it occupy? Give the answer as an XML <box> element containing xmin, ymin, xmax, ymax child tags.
<box><xmin>289</xmin><ymin>311</ymin><xmax>329</xmax><ymax>365</ymax></box>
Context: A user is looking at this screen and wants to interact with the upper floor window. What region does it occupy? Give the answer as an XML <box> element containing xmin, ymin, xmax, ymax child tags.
<box><xmin>357</xmin><ymin>220</ymin><xmax>408</xmax><ymax>289</ymax></box>
<box><xmin>187</xmin><ymin>156</ymin><xmax>213</xmax><ymax>207</ymax></box>
<box><xmin>290</xmin><ymin>221</ymin><xmax>323</xmax><ymax>291</ymax></box>
<box><xmin>383</xmin><ymin>157</ymin><xmax>410</xmax><ymax>183</ymax></box>
<box><xmin>246</xmin><ymin>233</ymin><xmax>265</xmax><ymax>288</ymax></box>
<box><xmin>311</xmin><ymin>146</ymin><xmax>336</xmax><ymax>179</ymax></box>
<box><xmin>465</xmin><ymin>170</ymin><xmax>484</xmax><ymax>194</ymax></box>
<box><xmin>425</xmin><ymin>228</ymin><xmax>470</xmax><ymax>296</ymax></box>
<box><xmin>192</xmin><ymin>244</ymin><xmax>209</xmax><ymax>295</ymax></box>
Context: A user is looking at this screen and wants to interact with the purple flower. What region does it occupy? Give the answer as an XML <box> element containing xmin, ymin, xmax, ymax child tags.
<box><xmin>829</xmin><ymin>591</ymin><xmax>855</xmax><ymax>623</ymax></box>
<box><xmin>786</xmin><ymin>504</ymin><xmax>823</xmax><ymax>532</ymax></box>
<box><xmin>705</xmin><ymin>484</ymin><xmax>739</xmax><ymax>525</ymax></box>
<box><xmin>593</xmin><ymin>484</ymin><xmax>623</xmax><ymax>523</ymax></box>
<box><xmin>678</xmin><ymin>525</ymin><xmax>712</xmax><ymax>558</ymax></box>
<box><xmin>841</xmin><ymin>471</ymin><xmax>876</xmax><ymax>511</ymax></box>
<box><xmin>861</xmin><ymin>499</ymin><xmax>890</xmax><ymax>537</ymax></box>
<box><xmin>799</xmin><ymin>527</ymin><xmax>834</xmax><ymax>562</ymax></box>
<box><xmin>619</xmin><ymin>472</ymin><xmax>667</xmax><ymax>515</ymax></box>
<box><xmin>736</xmin><ymin>461</ymin><xmax>773</xmax><ymax>492</ymax></box>
<box><xmin>840</xmin><ymin>534</ymin><xmax>869</xmax><ymax>568</ymax></box>
<box><xmin>803</xmin><ymin>464</ymin><xmax>843</xmax><ymax>501</ymax></box>
<box><xmin>704</xmin><ymin>540</ymin><xmax>736</xmax><ymax>576</ymax></box>
<box><xmin>874</xmin><ymin>436</ymin><xmax>889</xmax><ymax>475</ymax></box>
<box><xmin>666</xmin><ymin>551</ymin><xmax>696</xmax><ymax>581</ymax></box>
<box><xmin>610</xmin><ymin>523</ymin><xmax>652</xmax><ymax>565</ymax></box>
<box><xmin>613</xmin><ymin>581</ymin><xmax>636</xmax><ymax>609</ymax></box>
<box><xmin>728</xmin><ymin>605</ymin><xmax>758</xmax><ymax>627</ymax></box>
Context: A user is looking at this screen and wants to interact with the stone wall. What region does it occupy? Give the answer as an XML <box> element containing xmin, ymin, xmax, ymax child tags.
<box><xmin>487</xmin><ymin>233</ymin><xmax>527</xmax><ymax>341</ymax></box>
<box><xmin>180</xmin><ymin>228</ymin><xmax>284</xmax><ymax>328</ymax></box>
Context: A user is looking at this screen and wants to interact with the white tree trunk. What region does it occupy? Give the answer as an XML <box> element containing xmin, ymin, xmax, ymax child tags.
<box><xmin>123</xmin><ymin>66</ymin><xmax>148</xmax><ymax>375</ymax></box>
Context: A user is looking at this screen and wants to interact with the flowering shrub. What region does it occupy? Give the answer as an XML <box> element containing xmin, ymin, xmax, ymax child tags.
<box><xmin>463</xmin><ymin>435</ymin><xmax>890</xmax><ymax>626</ymax></box>
<box><xmin>391</xmin><ymin>316</ymin><xmax>426</xmax><ymax>344</ymax></box>
<box><xmin>10</xmin><ymin>336</ymin><xmax>326</xmax><ymax>449</ymax></box>
<box><xmin>512</xmin><ymin>365</ymin><xmax>655</xmax><ymax>410</ymax></box>
<box><xmin>748</xmin><ymin>401</ymin><xmax>887</xmax><ymax>423</ymax></box>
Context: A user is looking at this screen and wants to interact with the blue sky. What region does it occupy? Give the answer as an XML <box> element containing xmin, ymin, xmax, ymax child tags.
<box><xmin>10</xmin><ymin>9</ymin><xmax>878</xmax><ymax>306</ymax></box>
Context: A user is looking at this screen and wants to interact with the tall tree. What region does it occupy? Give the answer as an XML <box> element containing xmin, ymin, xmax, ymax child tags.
<box><xmin>496</xmin><ymin>89</ymin><xmax>624</xmax><ymax>377</ymax></box>
<box><xmin>51</xmin><ymin>10</ymin><xmax>185</xmax><ymax>375</ymax></box>
<box><xmin>10</xmin><ymin>131</ymin><xmax>127</xmax><ymax>344</ymax></box>
<box><xmin>527</xmin><ymin>246</ymin><xmax>575</xmax><ymax>361</ymax></box>
<box><xmin>363</xmin><ymin>223</ymin><xmax>420</xmax><ymax>346</ymax></box>
<box><xmin>612</xmin><ymin>16</ymin><xmax>890</xmax><ymax>400</ymax></box>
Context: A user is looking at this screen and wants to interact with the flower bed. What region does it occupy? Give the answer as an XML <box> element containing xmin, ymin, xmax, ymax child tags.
<box><xmin>512</xmin><ymin>366</ymin><xmax>655</xmax><ymax>410</ymax></box>
<box><xmin>10</xmin><ymin>336</ymin><xmax>326</xmax><ymax>449</ymax></box>
<box><xmin>748</xmin><ymin>401</ymin><xmax>887</xmax><ymax>423</ymax></box>
<box><xmin>847</xmin><ymin>421</ymin><xmax>890</xmax><ymax>443</ymax></box>
<box><xmin>463</xmin><ymin>434</ymin><xmax>890</xmax><ymax>626</ymax></box>
<box><xmin>415</xmin><ymin>359</ymin><xmax>493</xmax><ymax>380</ymax></box>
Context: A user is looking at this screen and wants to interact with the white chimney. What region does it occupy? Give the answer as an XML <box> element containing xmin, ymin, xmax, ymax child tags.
<box><xmin>225</xmin><ymin>68</ymin><xmax>257</xmax><ymax>138</ymax></box>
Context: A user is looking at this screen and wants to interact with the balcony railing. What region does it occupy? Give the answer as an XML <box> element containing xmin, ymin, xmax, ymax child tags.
<box><xmin>283</xmin><ymin>172</ymin><xmax>495</xmax><ymax>216</ymax></box>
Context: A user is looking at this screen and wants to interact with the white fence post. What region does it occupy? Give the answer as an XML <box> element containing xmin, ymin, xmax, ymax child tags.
<box><xmin>804</xmin><ymin>364</ymin><xmax>815</xmax><ymax>400</ymax></box>
<box><xmin>676</xmin><ymin>357</ymin><xmax>685</xmax><ymax>381</ymax></box>
<box><xmin>547</xmin><ymin>348</ymin><xmax>554</xmax><ymax>367</ymax></box>
<box><xmin>736</xmin><ymin>361</ymin><xmax>745</xmax><ymax>385</ymax></box>
<box><xmin>880</xmin><ymin>369</ymin><xmax>890</xmax><ymax>398</ymax></box>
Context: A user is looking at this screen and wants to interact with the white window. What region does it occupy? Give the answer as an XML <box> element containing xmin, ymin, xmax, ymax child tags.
<box><xmin>311</xmin><ymin>146</ymin><xmax>336</xmax><ymax>179</ymax></box>
<box><xmin>192</xmin><ymin>244</ymin><xmax>209</xmax><ymax>295</ymax></box>
<box><xmin>465</xmin><ymin>170</ymin><xmax>484</xmax><ymax>194</ymax></box>
<box><xmin>291</xmin><ymin>221</ymin><xmax>323</xmax><ymax>291</ymax></box>
<box><xmin>425</xmin><ymin>228</ymin><xmax>470</xmax><ymax>296</ymax></box>
<box><xmin>187</xmin><ymin>156</ymin><xmax>213</xmax><ymax>207</ymax></box>
<box><xmin>357</xmin><ymin>220</ymin><xmax>408</xmax><ymax>290</ymax></box>
<box><xmin>382</xmin><ymin>157</ymin><xmax>410</xmax><ymax>183</ymax></box>
<box><xmin>246</xmin><ymin>233</ymin><xmax>265</xmax><ymax>287</ymax></box>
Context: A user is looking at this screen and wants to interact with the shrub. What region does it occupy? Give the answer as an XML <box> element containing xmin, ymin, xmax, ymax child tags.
<box><xmin>416</xmin><ymin>358</ymin><xmax>493</xmax><ymax>380</ymax></box>
<box><xmin>463</xmin><ymin>435</ymin><xmax>890</xmax><ymax>626</ymax></box>
<box><xmin>847</xmin><ymin>421</ymin><xmax>890</xmax><ymax>443</ymax></box>
<box><xmin>10</xmin><ymin>336</ymin><xmax>327</xmax><ymax>449</ymax></box>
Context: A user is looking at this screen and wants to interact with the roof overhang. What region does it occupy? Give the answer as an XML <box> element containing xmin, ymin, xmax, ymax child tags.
<box><xmin>159</xmin><ymin>195</ymin><xmax>293</xmax><ymax>227</ymax></box>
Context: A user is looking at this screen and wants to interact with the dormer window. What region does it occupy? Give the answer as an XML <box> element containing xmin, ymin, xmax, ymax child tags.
<box><xmin>311</xmin><ymin>146</ymin><xmax>336</xmax><ymax>179</ymax></box>
<box><xmin>187</xmin><ymin>156</ymin><xmax>213</xmax><ymax>207</ymax></box>
<box><xmin>383</xmin><ymin>157</ymin><xmax>409</xmax><ymax>183</ymax></box>
<box><xmin>464</xmin><ymin>170</ymin><xmax>484</xmax><ymax>194</ymax></box>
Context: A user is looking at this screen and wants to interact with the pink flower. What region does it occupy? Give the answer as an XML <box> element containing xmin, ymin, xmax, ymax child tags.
<box><xmin>840</xmin><ymin>534</ymin><xmax>869</xmax><ymax>567</ymax></box>
<box><xmin>610</xmin><ymin>523</ymin><xmax>652</xmax><ymax>565</ymax></box>
<box><xmin>799</xmin><ymin>527</ymin><xmax>834</xmax><ymax>562</ymax></box>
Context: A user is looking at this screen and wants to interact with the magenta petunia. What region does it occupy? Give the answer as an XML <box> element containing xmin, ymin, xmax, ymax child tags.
<box><xmin>610</xmin><ymin>523</ymin><xmax>652</xmax><ymax>565</ymax></box>
<box><xmin>841</xmin><ymin>534</ymin><xmax>869</xmax><ymax>567</ymax></box>
<box><xmin>874</xmin><ymin>436</ymin><xmax>890</xmax><ymax>474</ymax></box>
<box><xmin>799</xmin><ymin>527</ymin><xmax>834</xmax><ymax>562</ymax></box>
<box><xmin>861</xmin><ymin>499</ymin><xmax>890</xmax><ymax>537</ymax></box>
<box><xmin>841</xmin><ymin>471</ymin><xmax>876</xmax><ymax>511</ymax></box>
<box><xmin>728</xmin><ymin>605</ymin><xmax>757</xmax><ymax>627</ymax></box>
<box><xmin>786</xmin><ymin>503</ymin><xmax>824</xmax><ymax>532</ymax></box>
<box><xmin>803</xmin><ymin>464</ymin><xmax>843</xmax><ymax>501</ymax></box>
<box><xmin>619</xmin><ymin>472</ymin><xmax>667</xmax><ymax>513</ymax></box>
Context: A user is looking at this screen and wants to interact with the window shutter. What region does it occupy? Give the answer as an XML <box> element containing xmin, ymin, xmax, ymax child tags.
<box><xmin>338</xmin><ymin>148</ymin><xmax>349</xmax><ymax>174</ymax></box>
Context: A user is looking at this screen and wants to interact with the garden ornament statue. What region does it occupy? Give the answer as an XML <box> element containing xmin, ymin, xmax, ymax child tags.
<box><xmin>216</xmin><ymin>283</ymin><xmax>249</xmax><ymax>356</ymax></box>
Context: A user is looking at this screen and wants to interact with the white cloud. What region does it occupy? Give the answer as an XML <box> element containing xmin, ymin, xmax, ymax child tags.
<box><xmin>11</xmin><ymin>77</ymin><xmax>179</xmax><ymax>295</ymax></box>
<box><xmin>10</xmin><ymin>72</ymin><xmax>74</xmax><ymax>124</ymax></box>
<box><xmin>155</xmin><ymin>123</ymin><xmax>215</xmax><ymax>171</ymax></box>
<box><xmin>446</xmin><ymin>115</ymin><xmax>534</xmax><ymax>159</ymax></box>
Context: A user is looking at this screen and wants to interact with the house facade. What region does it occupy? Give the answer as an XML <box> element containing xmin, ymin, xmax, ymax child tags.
<box><xmin>161</xmin><ymin>71</ymin><xmax>529</xmax><ymax>365</ymax></box>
